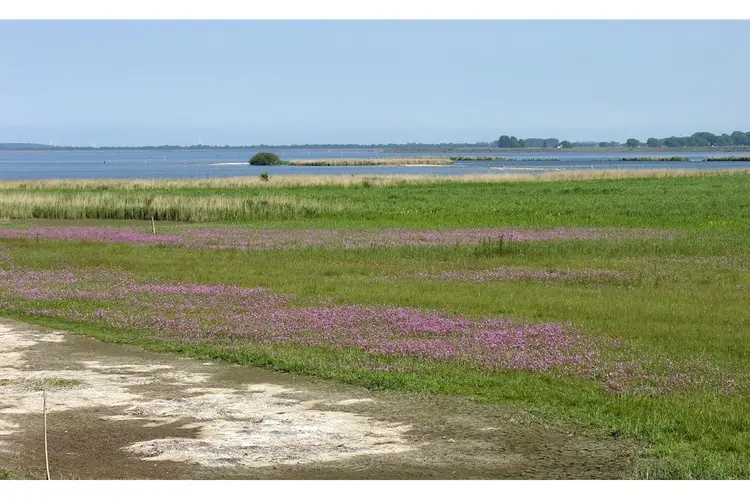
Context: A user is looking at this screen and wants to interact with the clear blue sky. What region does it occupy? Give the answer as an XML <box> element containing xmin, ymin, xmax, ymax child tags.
<box><xmin>1</xmin><ymin>20</ymin><xmax>748</xmax><ymax>146</ymax></box>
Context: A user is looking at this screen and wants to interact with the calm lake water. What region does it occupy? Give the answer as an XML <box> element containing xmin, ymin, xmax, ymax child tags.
<box><xmin>1</xmin><ymin>149</ymin><xmax>749</xmax><ymax>180</ymax></box>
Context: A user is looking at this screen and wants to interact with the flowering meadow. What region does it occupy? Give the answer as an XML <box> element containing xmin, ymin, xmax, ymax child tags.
<box><xmin>2</xmin><ymin>173</ymin><xmax>750</xmax><ymax>478</ymax></box>
<box><xmin>0</xmin><ymin>226</ymin><xmax>676</xmax><ymax>251</ymax></box>
<box><xmin>0</xmin><ymin>261</ymin><xmax>736</xmax><ymax>396</ymax></box>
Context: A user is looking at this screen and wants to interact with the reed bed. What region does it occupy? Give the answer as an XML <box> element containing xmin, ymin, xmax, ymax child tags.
<box><xmin>616</xmin><ymin>157</ymin><xmax>690</xmax><ymax>162</ymax></box>
<box><xmin>287</xmin><ymin>157</ymin><xmax>455</xmax><ymax>166</ymax></box>
<box><xmin>1</xmin><ymin>168</ymin><xmax>747</xmax><ymax>192</ymax></box>
<box><xmin>450</xmin><ymin>156</ymin><xmax>561</xmax><ymax>162</ymax></box>
<box><xmin>0</xmin><ymin>192</ymin><xmax>345</xmax><ymax>222</ymax></box>
<box><xmin>705</xmin><ymin>156</ymin><xmax>750</xmax><ymax>162</ymax></box>
<box><xmin>450</xmin><ymin>156</ymin><xmax>507</xmax><ymax>161</ymax></box>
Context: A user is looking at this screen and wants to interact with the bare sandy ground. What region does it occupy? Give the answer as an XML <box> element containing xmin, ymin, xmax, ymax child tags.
<box><xmin>0</xmin><ymin>318</ymin><xmax>636</xmax><ymax>479</ymax></box>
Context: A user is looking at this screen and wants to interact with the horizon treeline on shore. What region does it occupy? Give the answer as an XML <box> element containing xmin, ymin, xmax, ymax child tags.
<box><xmin>495</xmin><ymin>130</ymin><xmax>750</xmax><ymax>149</ymax></box>
<box><xmin>2</xmin><ymin>130</ymin><xmax>750</xmax><ymax>151</ymax></box>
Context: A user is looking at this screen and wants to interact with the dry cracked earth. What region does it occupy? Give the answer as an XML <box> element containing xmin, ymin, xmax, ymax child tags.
<box><xmin>0</xmin><ymin>318</ymin><xmax>636</xmax><ymax>479</ymax></box>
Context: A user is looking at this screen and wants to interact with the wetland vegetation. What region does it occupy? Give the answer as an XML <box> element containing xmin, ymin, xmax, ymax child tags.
<box><xmin>2</xmin><ymin>169</ymin><xmax>750</xmax><ymax>478</ymax></box>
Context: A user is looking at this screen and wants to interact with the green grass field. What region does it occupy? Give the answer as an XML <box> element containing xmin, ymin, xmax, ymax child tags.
<box><xmin>1</xmin><ymin>169</ymin><xmax>749</xmax><ymax>226</ymax></box>
<box><xmin>1</xmin><ymin>171</ymin><xmax>749</xmax><ymax>478</ymax></box>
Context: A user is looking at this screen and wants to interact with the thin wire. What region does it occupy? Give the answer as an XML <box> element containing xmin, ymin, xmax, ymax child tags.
<box><xmin>44</xmin><ymin>388</ymin><xmax>50</xmax><ymax>480</ymax></box>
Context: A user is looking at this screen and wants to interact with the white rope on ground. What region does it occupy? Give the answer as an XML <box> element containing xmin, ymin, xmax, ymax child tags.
<box><xmin>43</xmin><ymin>388</ymin><xmax>50</xmax><ymax>480</ymax></box>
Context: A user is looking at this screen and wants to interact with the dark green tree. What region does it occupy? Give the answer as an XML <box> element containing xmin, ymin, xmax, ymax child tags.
<box><xmin>663</xmin><ymin>136</ymin><xmax>686</xmax><ymax>147</ymax></box>
<box><xmin>249</xmin><ymin>152</ymin><xmax>283</xmax><ymax>165</ymax></box>
<box><xmin>731</xmin><ymin>131</ymin><xmax>749</xmax><ymax>146</ymax></box>
<box><xmin>690</xmin><ymin>133</ymin><xmax>713</xmax><ymax>147</ymax></box>
<box><xmin>715</xmin><ymin>134</ymin><xmax>734</xmax><ymax>146</ymax></box>
<box><xmin>560</xmin><ymin>140</ymin><xmax>572</xmax><ymax>149</ymax></box>
<box><xmin>497</xmin><ymin>135</ymin><xmax>521</xmax><ymax>148</ymax></box>
<box><xmin>626</xmin><ymin>138</ymin><xmax>641</xmax><ymax>148</ymax></box>
<box><xmin>646</xmin><ymin>137</ymin><xmax>660</xmax><ymax>147</ymax></box>
<box><xmin>524</xmin><ymin>138</ymin><xmax>545</xmax><ymax>148</ymax></box>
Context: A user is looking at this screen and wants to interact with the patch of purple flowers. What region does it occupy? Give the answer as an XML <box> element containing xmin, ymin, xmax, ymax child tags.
<box><xmin>0</xmin><ymin>226</ymin><xmax>676</xmax><ymax>251</ymax></box>
<box><xmin>0</xmin><ymin>263</ymin><xmax>733</xmax><ymax>396</ymax></box>
<box><xmin>0</xmin><ymin>227</ymin><xmax>182</xmax><ymax>246</ymax></box>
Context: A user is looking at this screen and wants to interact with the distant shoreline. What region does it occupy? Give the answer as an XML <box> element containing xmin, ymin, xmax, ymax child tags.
<box><xmin>4</xmin><ymin>146</ymin><xmax>750</xmax><ymax>154</ymax></box>
<box><xmin>381</xmin><ymin>146</ymin><xmax>750</xmax><ymax>154</ymax></box>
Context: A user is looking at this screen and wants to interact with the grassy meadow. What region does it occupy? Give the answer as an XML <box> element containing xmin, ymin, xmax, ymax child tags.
<box><xmin>0</xmin><ymin>169</ymin><xmax>748</xmax><ymax>225</ymax></box>
<box><xmin>2</xmin><ymin>170</ymin><xmax>750</xmax><ymax>478</ymax></box>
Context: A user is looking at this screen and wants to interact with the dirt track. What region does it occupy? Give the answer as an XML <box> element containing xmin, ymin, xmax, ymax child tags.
<box><xmin>0</xmin><ymin>318</ymin><xmax>636</xmax><ymax>479</ymax></box>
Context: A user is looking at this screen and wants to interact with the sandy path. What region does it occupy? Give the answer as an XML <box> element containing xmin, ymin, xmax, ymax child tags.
<box><xmin>0</xmin><ymin>318</ymin><xmax>635</xmax><ymax>479</ymax></box>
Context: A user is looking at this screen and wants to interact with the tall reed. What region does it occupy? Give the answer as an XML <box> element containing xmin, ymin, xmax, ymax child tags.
<box><xmin>0</xmin><ymin>192</ymin><xmax>345</xmax><ymax>222</ymax></box>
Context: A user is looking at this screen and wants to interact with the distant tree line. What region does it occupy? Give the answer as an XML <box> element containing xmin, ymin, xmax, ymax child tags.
<box><xmin>496</xmin><ymin>136</ymin><xmax>565</xmax><ymax>148</ymax></box>
<box><xmin>632</xmin><ymin>131</ymin><xmax>750</xmax><ymax>148</ymax></box>
<box><xmin>496</xmin><ymin>130</ymin><xmax>750</xmax><ymax>149</ymax></box>
<box><xmin>0</xmin><ymin>141</ymin><xmax>496</xmax><ymax>151</ymax></box>
<box><xmin>4</xmin><ymin>131</ymin><xmax>750</xmax><ymax>151</ymax></box>
<box><xmin>496</xmin><ymin>136</ymin><xmax>597</xmax><ymax>149</ymax></box>
<box><xmin>0</xmin><ymin>143</ymin><xmax>54</xmax><ymax>150</ymax></box>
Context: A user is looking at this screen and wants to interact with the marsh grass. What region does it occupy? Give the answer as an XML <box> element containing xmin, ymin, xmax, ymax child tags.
<box><xmin>449</xmin><ymin>156</ymin><xmax>507</xmax><ymax>161</ymax></box>
<box><xmin>705</xmin><ymin>156</ymin><xmax>750</xmax><ymax>162</ymax></box>
<box><xmin>0</xmin><ymin>192</ymin><xmax>345</xmax><ymax>222</ymax></box>
<box><xmin>287</xmin><ymin>157</ymin><xmax>454</xmax><ymax>166</ymax></box>
<box><xmin>1</xmin><ymin>168</ymin><xmax>748</xmax><ymax>192</ymax></box>
<box><xmin>450</xmin><ymin>156</ymin><xmax>562</xmax><ymax>162</ymax></box>
<box><xmin>2</xmin><ymin>173</ymin><xmax>750</xmax><ymax>478</ymax></box>
<box><xmin>471</xmin><ymin>236</ymin><xmax>506</xmax><ymax>256</ymax></box>
<box><xmin>617</xmin><ymin>157</ymin><xmax>690</xmax><ymax>162</ymax></box>
<box><xmin>1</xmin><ymin>171</ymin><xmax>750</xmax><ymax>227</ymax></box>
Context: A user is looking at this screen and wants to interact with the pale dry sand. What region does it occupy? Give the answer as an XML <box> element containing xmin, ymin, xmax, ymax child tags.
<box><xmin>0</xmin><ymin>322</ymin><xmax>413</xmax><ymax>467</ymax></box>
